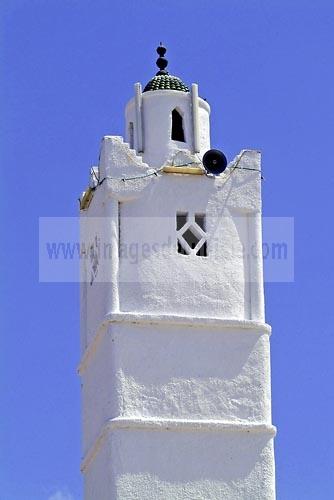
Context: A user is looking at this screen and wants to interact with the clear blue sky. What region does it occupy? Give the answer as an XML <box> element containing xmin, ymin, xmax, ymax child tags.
<box><xmin>1</xmin><ymin>1</ymin><xmax>334</xmax><ymax>499</ymax></box>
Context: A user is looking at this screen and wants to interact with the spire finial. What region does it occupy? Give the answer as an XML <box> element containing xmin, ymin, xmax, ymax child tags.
<box><xmin>156</xmin><ymin>43</ymin><xmax>168</xmax><ymax>75</ymax></box>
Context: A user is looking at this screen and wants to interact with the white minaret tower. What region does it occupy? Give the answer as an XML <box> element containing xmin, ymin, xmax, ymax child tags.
<box><xmin>79</xmin><ymin>45</ymin><xmax>276</xmax><ymax>499</ymax></box>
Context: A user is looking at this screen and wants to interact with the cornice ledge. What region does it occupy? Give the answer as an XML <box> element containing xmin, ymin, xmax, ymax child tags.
<box><xmin>78</xmin><ymin>312</ymin><xmax>271</xmax><ymax>374</ymax></box>
<box><xmin>81</xmin><ymin>416</ymin><xmax>276</xmax><ymax>473</ymax></box>
<box><xmin>106</xmin><ymin>311</ymin><xmax>271</xmax><ymax>332</ymax></box>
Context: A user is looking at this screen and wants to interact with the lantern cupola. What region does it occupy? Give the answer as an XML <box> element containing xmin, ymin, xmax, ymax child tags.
<box><xmin>125</xmin><ymin>44</ymin><xmax>210</xmax><ymax>168</ymax></box>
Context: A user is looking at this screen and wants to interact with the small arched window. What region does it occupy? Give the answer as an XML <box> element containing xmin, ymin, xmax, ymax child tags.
<box><xmin>171</xmin><ymin>109</ymin><xmax>185</xmax><ymax>142</ymax></box>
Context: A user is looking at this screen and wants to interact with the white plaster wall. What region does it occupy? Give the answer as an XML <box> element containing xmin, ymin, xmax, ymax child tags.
<box><xmin>81</xmin><ymin>325</ymin><xmax>117</xmax><ymax>455</ymax></box>
<box><xmin>80</xmin><ymin>191</ymin><xmax>107</xmax><ymax>351</ymax></box>
<box><xmin>125</xmin><ymin>90</ymin><xmax>210</xmax><ymax>167</ymax></box>
<box><xmin>80</xmin><ymin>188</ymin><xmax>118</xmax><ymax>349</ymax></box>
<box><xmin>79</xmin><ymin>139</ymin><xmax>273</xmax><ymax>498</ymax></box>
<box><xmin>85</xmin><ymin>428</ymin><xmax>275</xmax><ymax>500</ymax></box>
<box><xmin>81</xmin><ymin>319</ymin><xmax>275</xmax><ymax>499</ymax></box>
<box><xmin>80</xmin><ymin>146</ymin><xmax>264</xmax><ymax>350</ymax></box>
<box><xmin>81</xmin><ymin>321</ymin><xmax>272</xmax><ymax>458</ymax></box>
<box><xmin>80</xmin><ymin>136</ymin><xmax>153</xmax><ymax>349</ymax></box>
<box><xmin>116</xmin><ymin>430</ymin><xmax>275</xmax><ymax>500</ymax></box>
<box><xmin>198</xmin><ymin>101</ymin><xmax>210</xmax><ymax>154</ymax></box>
<box><xmin>118</xmin><ymin>167</ymin><xmax>262</xmax><ymax>320</ymax></box>
<box><xmin>114</xmin><ymin>323</ymin><xmax>272</xmax><ymax>423</ymax></box>
<box><xmin>84</xmin><ymin>437</ymin><xmax>113</xmax><ymax>500</ymax></box>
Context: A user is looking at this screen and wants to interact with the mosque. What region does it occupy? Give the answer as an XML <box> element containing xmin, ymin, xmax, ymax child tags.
<box><xmin>78</xmin><ymin>45</ymin><xmax>276</xmax><ymax>499</ymax></box>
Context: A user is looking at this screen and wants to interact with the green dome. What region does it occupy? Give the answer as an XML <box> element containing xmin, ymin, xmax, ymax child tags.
<box><xmin>143</xmin><ymin>74</ymin><xmax>189</xmax><ymax>93</ymax></box>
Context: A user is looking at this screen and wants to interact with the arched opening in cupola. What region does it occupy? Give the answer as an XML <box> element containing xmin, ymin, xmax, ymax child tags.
<box><xmin>171</xmin><ymin>109</ymin><xmax>185</xmax><ymax>142</ymax></box>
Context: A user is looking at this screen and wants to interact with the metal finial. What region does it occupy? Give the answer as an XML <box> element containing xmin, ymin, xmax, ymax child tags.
<box><xmin>156</xmin><ymin>43</ymin><xmax>168</xmax><ymax>75</ymax></box>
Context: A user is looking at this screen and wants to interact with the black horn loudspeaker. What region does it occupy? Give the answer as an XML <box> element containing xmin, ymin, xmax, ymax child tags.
<box><xmin>202</xmin><ymin>149</ymin><xmax>227</xmax><ymax>175</ymax></box>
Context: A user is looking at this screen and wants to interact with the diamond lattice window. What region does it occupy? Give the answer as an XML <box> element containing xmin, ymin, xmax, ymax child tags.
<box><xmin>176</xmin><ymin>212</ymin><xmax>207</xmax><ymax>257</ymax></box>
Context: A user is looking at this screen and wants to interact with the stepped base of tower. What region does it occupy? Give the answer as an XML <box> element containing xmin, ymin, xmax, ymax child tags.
<box><xmin>83</xmin><ymin>423</ymin><xmax>275</xmax><ymax>500</ymax></box>
<box><xmin>80</xmin><ymin>315</ymin><xmax>275</xmax><ymax>499</ymax></box>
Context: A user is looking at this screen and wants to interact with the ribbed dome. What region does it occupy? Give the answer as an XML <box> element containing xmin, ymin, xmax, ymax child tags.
<box><xmin>143</xmin><ymin>74</ymin><xmax>189</xmax><ymax>93</ymax></box>
<box><xmin>143</xmin><ymin>44</ymin><xmax>189</xmax><ymax>93</ymax></box>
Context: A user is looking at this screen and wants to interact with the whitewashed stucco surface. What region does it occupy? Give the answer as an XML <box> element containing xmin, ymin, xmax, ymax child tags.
<box><xmin>79</xmin><ymin>84</ymin><xmax>275</xmax><ymax>499</ymax></box>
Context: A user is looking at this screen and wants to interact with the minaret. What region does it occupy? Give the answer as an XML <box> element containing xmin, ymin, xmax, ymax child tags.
<box><xmin>79</xmin><ymin>45</ymin><xmax>276</xmax><ymax>500</ymax></box>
